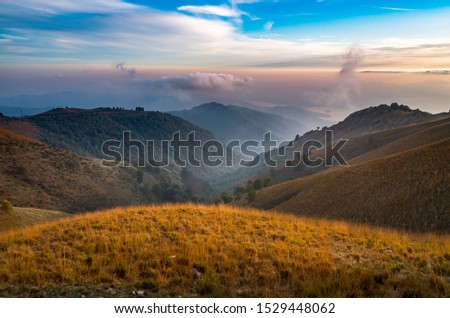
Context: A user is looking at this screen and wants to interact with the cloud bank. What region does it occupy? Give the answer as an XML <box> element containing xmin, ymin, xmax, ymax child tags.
<box><xmin>151</xmin><ymin>72</ymin><xmax>254</xmax><ymax>91</ymax></box>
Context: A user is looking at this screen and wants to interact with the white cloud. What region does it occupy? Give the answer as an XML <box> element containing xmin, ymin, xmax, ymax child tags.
<box><xmin>177</xmin><ymin>5</ymin><xmax>241</xmax><ymax>18</ymax></box>
<box><xmin>264</xmin><ymin>21</ymin><xmax>274</xmax><ymax>31</ymax></box>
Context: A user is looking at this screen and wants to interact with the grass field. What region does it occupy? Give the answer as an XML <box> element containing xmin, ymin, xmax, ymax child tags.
<box><xmin>251</xmin><ymin>138</ymin><xmax>450</xmax><ymax>233</ymax></box>
<box><xmin>0</xmin><ymin>207</ymin><xmax>70</xmax><ymax>232</ymax></box>
<box><xmin>0</xmin><ymin>204</ymin><xmax>448</xmax><ymax>297</ymax></box>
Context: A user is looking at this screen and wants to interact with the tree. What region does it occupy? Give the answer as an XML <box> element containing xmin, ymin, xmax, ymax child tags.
<box><xmin>233</xmin><ymin>186</ymin><xmax>245</xmax><ymax>201</ymax></box>
<box><xmin>253</xmin><ymin>179</ymin><xmax>263</xmax><ymax>191</ymax></box>
<box><xmin>246</xmin><ymin>180</ymin><xmax>254</xmax><ymax>193</ymax></box>
<box><xmin>246</xmin><ymin>188</ymin><xmax>256</xmax><ymax>204</ymax></box>
<box><xmin>221</xmin><ymin>191</ymin><xmax>233</xmax><ymax>204</ymax></box>
<box><xmin>1</xmin><ymin>199</ymin><xmax>13</xmax><ymax>214</ymax></box>
<box><xmin>263</xmin><ymin>177</ymin><xmax>272</xmax><ymax>187</ymax></box>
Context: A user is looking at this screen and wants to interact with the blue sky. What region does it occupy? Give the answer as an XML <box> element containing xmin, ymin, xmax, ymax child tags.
<box><xmin>0</xmin><ymin>1</ymin><xmax>449</xmax><ymax>118</ymax></box>
<box><xmin>1</xmin><ymin>0</ymin><xmax>449</xmax><ymax>67</ymax></box>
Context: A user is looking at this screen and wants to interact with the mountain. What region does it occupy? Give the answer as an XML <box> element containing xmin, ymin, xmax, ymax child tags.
<box><xmin>0</xmin><ymin>128</ymin><xmax>162</xmax><ymax>213</ymax></box>
<box><xmin>241</xmin><ymin>103</ymin><xmax>450</xmax><ymax>186</ymax></box>
<box><xmin>260</xmin><ymin>105</ymin><xmax>331</xmax><ymax>132</ymax></box>
<box><xmin>170</xmin><ymin>102</ymin><xmax>302</xmax><ymax>144</ymax></box>
<box><xmin>0</xmin><ymin>108</ymin><xmax>219</xmax><ymax>197</ymax></box>
<box><xmin>325</xmin><ymin>103</ymin><xmax>448</xmax><ymax>139</ymax></box>
<box><xmin>0</xmin><ymin>107</ymin><xmax>214</xmax><ymax>159</ymax></box>
<box><xmin>250</xmin><ymin>137</ymin><xmax>450</xmax><ymax>233</ymax></box>
<box><xmin>0</xmin><ymin>204</ymin><xmax>448</xmax><ymax>297</ymax></box>
<box><xmin>0</xmin><ymin>106</ymin><xmax>52</xmax><ymax>117</ymax></box>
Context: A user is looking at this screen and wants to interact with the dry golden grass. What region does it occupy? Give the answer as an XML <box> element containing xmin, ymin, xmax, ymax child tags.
<box><xmin>0</xmin><ymin>204</ymin><xmax>448</xmax><ymax>297</ymax></box>
<box><xmin>0</xmin><ymin>207</ymin><xmax>70</xmax><ymax>232</ymax></box>
<box><xmin>252</xmin><ymin>138</ymin><xmax>450</xmax><ymax>233</ymax></box>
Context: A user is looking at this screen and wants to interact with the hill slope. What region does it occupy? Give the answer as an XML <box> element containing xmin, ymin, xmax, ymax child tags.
<box><xmin>0</xmin><ymin>108</ymin><xmax>218</xmax><ymax>198</ymax></box>
<box><xmin>0</xmin><ymin>107</ymin><xmax>214</xmax><ymax>159</ymax></box>
<box><xmin>0</xmin><ymin>204</ymin><xmax>448</xmax><ymax>297</ymax></box>
<box><xmin>246</xmin><ymin>108</ymin><xmax>450</xmax><ymax>186</ymax></box>
<box><xmin>251</xmin><ymin>138</ymin><xmax>450</xmax><ymax>233</ymax></box>
<box><xmin>170</xmin><ymin>102</ymin><xmax>301</xmax><ymax>144</ymax></box>
<box><xmin>0</xmin><ymin>128</ymin><xmax>160</xmax><ymax>212</ymax></box>
<box><xmin>0</xmin><ymin>207</ymin><xmax>69</xmax><ymax>232</ymax></box>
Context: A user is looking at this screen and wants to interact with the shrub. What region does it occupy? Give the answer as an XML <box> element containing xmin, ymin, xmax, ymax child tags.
<box><xmin>253</xmin><ymin>179</ymin><xmax>263</xmax><ymax>190</ymax></box>
<box><xmin>1</xmin><ymin>199</ymin><xmax>13</xmax><ymax>214</ymax></box>
<box><xmin>221</xmin><ymin>192</ymin><xmax>233</xmax><ymax>204</ymax></box>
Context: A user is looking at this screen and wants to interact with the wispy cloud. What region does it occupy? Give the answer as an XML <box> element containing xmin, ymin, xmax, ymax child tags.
<box><xmin>177</xmin><ymin>5</ymin><xmax>242</xmax><ymax>18</ymax></box>
<box><xmin>1</xmin><ymin>0</ymin><xmax>137</xmax><ymax>15</ymax></box>
<box><xmin>264</xmin><ymin>21</ymin><xmax>274</xmax><ymax>31</ymax></box>
<box><xmin>371</xmin><ymin>6</ymin><xmax>416</xmax><ymax>12</ymax></box>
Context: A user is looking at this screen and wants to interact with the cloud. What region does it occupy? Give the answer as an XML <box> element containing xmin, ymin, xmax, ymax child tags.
<box><xmin>177</xmin><ymin>5</ymin><xmax>241</xmax><ymax>18</ymax></box>
<box><xmin>177</xmin><ymin>1</ymin><xmax>260</xmax><ymax>22</ymax></box>
<box><xmin>332</xmin><ymin>46</ymin><xmax>364</xmax><ymax>108</ymax></box>
<box><xmin>152</xmin><ymin>72</ymin><xmax>254</xmax><ymax>91</ymax></box>
<box><xmin>264</xmin><ymin>21</ymin><xmax>274</xmax><ymax>31</ymax></box>
<box><xmin>115</xmin><ymin>62</ymin><xmax>136</xmax><ymax>78</ymax></box>
<box><xmin>1</xmin><ymin>0</ymin><xmax>137</xmax><ymax>15</ymax></box>
<box><xmin>373</xmin><ymin>6</ymin><xmax>416</xmax><ymax>12</ymax></box>
<box><xmin>304</xmin><ymin>46</ymin><xmax>364</xmax><ymax>117</ymax></box>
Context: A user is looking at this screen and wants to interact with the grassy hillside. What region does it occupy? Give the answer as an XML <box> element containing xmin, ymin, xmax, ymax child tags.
<box><xmin>0</xmin><ymin>204</ymin><xmax>448</xmax><ymax>297</ymax></box>
<box><xmin>349</xmin><ymin>119</ymin><xmax>450</xmax><ymax>164</ymax></box>
<box><xmin>251</xmin><ymin>138</ymin><xmax>450</xmax><ymax>233</ymax></box>
<box><xmin>0</xmin><ymin>207</ymin><xmax>69</xmax><ymax>232</ymax></box>
<box><xmin>0</xmin><ymin>128</ymin><xmax>161</xmax><ymax>212</ymax></box>
<box><xmin>251</xmin><ymin>116</ymin><xmax>450</xmax><ymax>186</ymax></box>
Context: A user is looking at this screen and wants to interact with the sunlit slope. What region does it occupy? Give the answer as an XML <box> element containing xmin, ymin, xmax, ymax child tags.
<box><xmin>252</xmin><ymin>138</ymin><xmax>450</xmax><ymax>233</ymax></box>
<box><xmin>0</xmin><ymin>207</ymin><xmax>69</xmax><ymax>232</ymax></box>
<box><xmin>0</xmin><ymin>204</ymin><xmax>448</xmax><ymax>297</ymax></box>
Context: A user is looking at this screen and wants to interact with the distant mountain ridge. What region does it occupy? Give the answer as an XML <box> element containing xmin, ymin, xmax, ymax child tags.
<box><xmin>170</xmin><ymin>102</ymin><xmax>302</xmax><ymax>144</ymax></box>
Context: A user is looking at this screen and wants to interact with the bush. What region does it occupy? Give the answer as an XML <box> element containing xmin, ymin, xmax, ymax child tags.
<box><xmin>221</xmin><ymin>192</ymin><xmax>233</xmax><ymax>204</ymax></box>
<box><xmin>1</xmin><ymin>199</ymin><xmax>13</xmax><ymax>214</ymax></box>
<box><xmin>253</xmin><ymin>179</ymin><xmax>263</xmax><ymax>191</ymax></box>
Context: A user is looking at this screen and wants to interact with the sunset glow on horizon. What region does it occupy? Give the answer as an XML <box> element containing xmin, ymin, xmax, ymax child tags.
<box><xmin>1</xmin><ymin>0</ymin><xmax>449</xmax><ymax>119</ymax></box>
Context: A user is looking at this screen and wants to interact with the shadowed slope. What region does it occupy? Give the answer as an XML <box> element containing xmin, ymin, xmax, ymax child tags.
<box><xmin>252</xmin><ymin>138</ymin><xmax>450</xmax><ymax>233</ymax></box>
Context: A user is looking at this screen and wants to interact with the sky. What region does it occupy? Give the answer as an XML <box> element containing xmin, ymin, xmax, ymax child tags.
<box><xmin>1</xmin><ymin>0</ymin><xmax>450</xmax><ymax>120</ymax></box>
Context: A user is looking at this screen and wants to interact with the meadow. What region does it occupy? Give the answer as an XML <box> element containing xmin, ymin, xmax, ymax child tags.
<box><xmin>0</xmin><ymin>204</ymin><xmax>448</xmax><ymax>297</ymax></box>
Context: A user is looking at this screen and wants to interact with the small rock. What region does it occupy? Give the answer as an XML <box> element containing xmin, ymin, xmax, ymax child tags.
<box><xmin>385</xmin><ymin>249</ymin><xmax>393</xmax><ymax>254</ymax></box>
<box><xmin>137</xmin><ymin>290</ymin><xmax>145</xmax><ymax>296</ymax></box>
<box><xmin>192</xmin><ymin>267</ymin><xmax>203</xmax><ymax>280</ymax></box>
<box><xmin>106</xmin><ymin>288</ymin><xmax>116</xmax><ymax>295</ymax></box>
